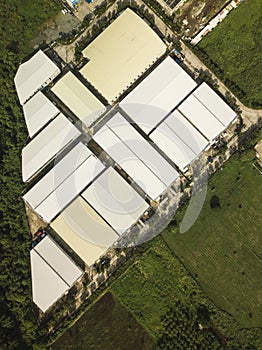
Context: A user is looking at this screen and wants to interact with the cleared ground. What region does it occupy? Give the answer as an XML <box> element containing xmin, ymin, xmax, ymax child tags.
<box><xmin>52</xmin><ymin>292</ymin><xmax>156</xmax><ymax>350</ymax></box>
<box><xmin>177</xmin><ymin>0</ymin><xmax>228</xmax><ymax>36</ymax></box>
<box><xmin>198</xmin><ymin>0</ymin><xmax>262</xmax><ymax>108</ymax></box>
<box><xmin>163</xmin><ymin>148</ymin><xmax>262</xmax><ymax>327</ymax></box>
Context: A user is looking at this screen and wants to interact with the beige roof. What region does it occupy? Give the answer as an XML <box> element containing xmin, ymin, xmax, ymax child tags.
<box><xmin>80</xmin><ymin>8</ymin><xmax>166</xmax><ymax>103</ymax></box>
<box><xmin>255</xmin><ymin>140</ymin><xmax>262</xmax><ymax>166</ymax></box>
<box><xmin>51</xmin><ymin>71</ymin><xmax>106</xmax><ymax>126</ymax></box>
<box><xmin>51</xmin><ymin>196</ymin><xmax>118</xmax><ymax>266</ymax></box>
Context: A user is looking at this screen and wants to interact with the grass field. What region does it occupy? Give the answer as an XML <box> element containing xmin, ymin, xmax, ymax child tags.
<box><xmin>52</xmin><ymin>292</ymin><xmax>156</xmax><ymax>350</ymax></box>
<box><xmin>163</xmin><ymin>149</ymin><xmax>262</xmax><ymax>327</ymax></box>
<box><xmin>198</xmin><ymin>0</ymin><xmax>262</xmax><ymax>108</ymax></box>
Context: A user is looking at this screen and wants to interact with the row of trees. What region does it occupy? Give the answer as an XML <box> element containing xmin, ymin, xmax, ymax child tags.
<box><xmin>0</xmin><ymin>1</ymin><xmax>61</xmax><ymax>349</ymax></box>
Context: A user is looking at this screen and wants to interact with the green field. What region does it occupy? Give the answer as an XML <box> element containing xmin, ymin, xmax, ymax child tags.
<box><xmin>198</xmin><ymin>0</ymin><xmax>262</xmax><ymax>108</ymax></box>
<box><xmin>52</xmin><ymin>292</ymin><xmax>156</xmax><ymax>350</ymax></box>
<box><xmin>163</xmin><ymin>149</ymin><xmax>262</xmax><ymax>327</ymax></box>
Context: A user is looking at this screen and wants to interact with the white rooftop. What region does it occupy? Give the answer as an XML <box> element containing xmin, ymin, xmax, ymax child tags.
<box><xmin>22</xmin><ymin>91</ymin><xmax>59</xmax><ymax>137</ymax></box>
<box><xmin>120</xmin><ymin>56</ymin><xmax>197</xmax><ymax>134</ymax></box>
<box><xmin>82</xmin><ymin>167</ymin><xmax>149</xmax><ymax>235</ymax></box>
<box><xmin>178</xmin><ymin>95</ymin><xmax>225</xmax><ymax>141</ymax></box>
<box><xmin>93</xmin><ymin>113</ymin><xmax>179</xmax><ymax>200</ymax></box>
<box><xmin>23</xmin><ymin>142</ymin><xmax>92</xmax><ymax>210</ymax></box>
<box><xmin>22</xmin><ymin>114</ymin><xmax>81</xmax><ymax>182</ymax></box>
<box><xmin>27</xmin><ymin>144</ymin><xmax>105</xmax><ymax>223</ymax></box>
<box><xmin>150</xmin><ymin>110</ymin><xmax>209</xmax><ymax>171</ymax></box>
<box><xmin>34</xmin><ymin>236</ymin><xmax>83</xmax><ymax>286</ymax></box>
<box><xmin>30</xmin><ymin>236</ymin><xmax>83</xmax><ymax>313</ymax></box>
<box><xmin>193</xmin><ymin>83</ymin><xmax>237</xmax><ymax>127</ymax></box>
<box><xmin>14</xmin><ymin>50</ymin><xmax>60</xmax><ymax>105</ymax></box>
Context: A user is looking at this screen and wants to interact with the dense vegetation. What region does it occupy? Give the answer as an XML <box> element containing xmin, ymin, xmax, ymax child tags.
<box><xmin>0</xmin><ymin>1</ymin><xmax>60</xmax><ymax>349</ymax></box>
<box><xmin>195</xmin><ymin>0</ymin><xmax>262</xmax><ymax>108</ymax></box>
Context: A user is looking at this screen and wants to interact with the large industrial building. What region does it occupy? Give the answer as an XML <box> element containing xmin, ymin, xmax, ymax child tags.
<box><xmin>15</xmin><ymin>9</ymin><xmax>237</xmax><ymax>312</ymax></box>
<box><xmin>80</xmin><ymin>8</ymin><xmax>166</xmax><ymax>103</ymax></box>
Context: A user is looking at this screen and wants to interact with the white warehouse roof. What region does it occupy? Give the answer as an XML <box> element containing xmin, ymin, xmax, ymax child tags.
<box><xmin>80</xmin><ymin>9</ymin><xmax>166</xmax><ymax>103</ymax></box>
<box><xmin>150</xmin><ymin>110</ymin><xmax>209</xmax><ymax>171</ymax></box>
<box><xmin>22</xmin><ymin>91</ymin><xmax>59</xmax><ymax>137</ymax></box>
<box><xmin>15</xmin><ymin>50</ymin><xmax>60</xmax><ymax>105</ymax></box>
<box><xmin>93</xmin><ymin>113</ymin><xmax>179</xmax><ymax>200</ymax></box>
<box><xmin>27</xmin><ymin>145</ymin><xmax>105</xmax><ymax>223</ymax></box>
<box><xmin>23</xmin><ymin>142</ymin><xmax>92</xmax><ymax>210</ymax></box>
<box><xmin>30</xmin><ymin>250</ymin><xmax>68</xmax><ymax>313</ymax></box>
<box><xmin>193</xmin><ymin>83</ymin><xmax>237</xmax><ymax>127</ymax></box>
<box><xmin>120</xmin><ymin>56</ymin><xmax>197</xmax><ymax>134</ymax></box>
<box><xmin>22</xmin><ymin>114</ymin><xmax>81</xmax><ymax>182</ymax></box>
<box><xmin>31</xmin><ymin>236</ymin><xmax>82</xmax><ymax>313</ymax></box>
<box><xmin>51</xmin><ymin>196</ymin><xmax>119</xmax><ymax>266</ymax></box>
<box><xmin>178</xmin><ymin>95</ymin><xmax>225</xmax><ymax>141</ymax></box>
<box><xmin>34</xmin><ymin>236</ymin><xmax>83</xmax><ymax>286</ymax></box>
<box><xmin>51</xmin><ymin>71</ymin><xmax>106</xmax><ymax>126</ymax></box>
<box><xmin>82</xmin><ymin>167</ymin><xmax>149</xmax><ymax>235</ymax></box>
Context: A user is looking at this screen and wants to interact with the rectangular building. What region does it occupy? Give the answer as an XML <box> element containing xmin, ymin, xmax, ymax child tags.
<box><xmin>30</xmin><ymin>235</ymin><xmax>83</xmax><ymax>313</ymax></box>
<box><xmin>23</xmin><ymin>142</ymin><xmax>92</xmax><ymax>209</ymax></box>
<box><xmin>150</xmin><ymin>110</ymin><xmax>209</xmax><ymax>171</ymax></box>
<box><xmin>192</xmin><ymin>83</ymin><xmax>237</xmax><ymax>127</ymax></box>
<box><xmin>93</xmin><ymin>113</ymin><xmax>179</xmax><ymax>200</ymax></box>
<box><xmin>22</xmin><ymin>91</ymin><xmax>60</xmax><ymax>137</ymax></box>
<box><xmin>22</xmin><ymin>113</ymin><xmax>81</xmax><ymax>182</ymax></box>
<box><xmin>178</xmin><ymin>95</ymin><xmax>225</xmax><ymax>141</ymax></box>
<box><xmin>120</xmin><ymin>56</ymin><xmax>197</xmax><ymax>134</ymax></box>
<box><xmin>81</xmin><ymin>167</ymin><xmax>149</xmax><ymax>235</ymax></box>
<box><xmin>51</xmin><ymin>71</ymin><xmax>106</xmax><ymax>126</ymax></box>
<box><xmin>80</xmin><ymin>9</ymin><xmax>166</xmax><ymax>103</ymax></box>
<box><xmin>51</xmin><ymin>196</ymin><xmax>119</xmax><ymax>266</ymax></box>
<box><xmin>15</xmin><ymin>50</ymin><xmax>60</xmax><ymax>105</ymax></box>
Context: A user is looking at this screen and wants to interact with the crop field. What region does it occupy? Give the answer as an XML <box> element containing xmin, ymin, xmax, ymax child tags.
<box><xmin>198</xmin><ymin>0</ymin><xmax>262</xmax><ymax>108</ymax></box>
<box><xmin>52</xmin><ymin>292</ymin><xmax>156</xmax><ymax>350</ymax></box>
<box><xmin>162</xmin><ymin>149</ymin><xmax>262</xmax><ymax>327</ymax></box>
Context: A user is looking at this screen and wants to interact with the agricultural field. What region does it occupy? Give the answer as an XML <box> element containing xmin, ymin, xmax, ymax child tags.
<box><xmin>52</xmin><ymin>292</ymin><xmax>156</xmax><ymax>350</ymax></box>
<box><xmin>197</xmin><ymin>0</ymin><xmax>262</xmax><ymax>108</ymax></box>
<box><xmin>163</xmin><ymin>148</ymin><xmax>262</xmax><ymax>328</ymax></box>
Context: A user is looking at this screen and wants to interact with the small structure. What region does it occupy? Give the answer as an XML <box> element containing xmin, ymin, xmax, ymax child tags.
<box><xmin>255</xmin><ymin>140</ymin><xmax>262</xmax><ymax>167</ymax></box>
<box><xmin>66</xmin><ymin>0</ymin><xmax>80</xmax><ymax>8</ymax></box>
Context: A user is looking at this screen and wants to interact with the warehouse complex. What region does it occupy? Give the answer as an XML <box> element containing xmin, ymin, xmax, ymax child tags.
<box><xmin>15</xmin><ymin>9</ymin><xmax>237</xmax><ymax>312</ymax></box>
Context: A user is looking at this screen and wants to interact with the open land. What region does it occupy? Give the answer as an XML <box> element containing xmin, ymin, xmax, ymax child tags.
<box><xmin>163</xmin><ymin>148</ymin><xmax>262</xmax><ymax>327</ymax></box>
<box><xmin>52</xmin><ymin>292</ymin><xmax>156</xmax><ymax>350</ymax></box>
<box><xmin>176</xmin><ymin>0</ymin><xmax>228</xmax><ymax>37</ymax></box>
<box><xmin>198</xmin><ymin>0</ymin><xmax>262</xmax><ymax>108</ymax></box>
